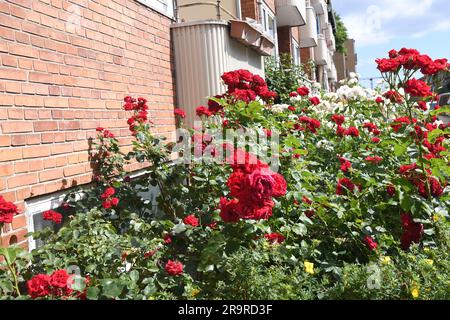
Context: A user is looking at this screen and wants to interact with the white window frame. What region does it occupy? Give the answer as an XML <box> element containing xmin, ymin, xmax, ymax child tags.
<box><xmin>292</xmin><ymin>38</ymin><xmax>301</xmax><ymax>65</ymax></box>
<box><xmin>136</xmin><ymin>0</ymin><xmax>175</xmax><ymax>19</ymax></box>
<box><xmin>25</xmin><ymin>189</ymin><xmax>83</xmax><ymax>250</ymax></box>
<box><xmin>260</xmin><ymin>2</ymin><xmax>276</xmax><ymax>40</ymax></box>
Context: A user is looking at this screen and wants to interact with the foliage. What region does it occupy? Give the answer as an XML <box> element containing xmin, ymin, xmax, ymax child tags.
<box><xmin>0</xmin><ymin>48</ymin><xmax>449</xmax><ymax>300</ymax></box>
<box><xmin>265</xmin><ymin>54</ymin><xmax>311</xmax><ymax>104</ymax></box>
<box><xmin>334</xmin><ymin>12</ymin><xmax>348</xmax><ymax>54</ymax></box>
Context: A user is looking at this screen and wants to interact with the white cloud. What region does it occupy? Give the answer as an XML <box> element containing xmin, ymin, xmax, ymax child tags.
<box><xmin>339</xmin><ymin>0</ymin><xmax>449</xmax><ymax>47</ymax></box>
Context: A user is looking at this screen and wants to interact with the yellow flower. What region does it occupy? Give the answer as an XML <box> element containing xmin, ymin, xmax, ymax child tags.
<box><xmin>424</xmin><ymin>259</ymin><xmax>433</xmax><ymax>266</ymax></box>
<box><xmin>433</xmin><ymin>214</ymin><xmax>440</xmax><ymax>222</ymax></box>
<box><xmin>411</xmin><ymin>287</ymin><xmax>420</xmax><ymax>299</ymax></box>
<box><xmin>381</xmin><ymin>256</ymin><xmax>391</xmax><ymax>265</ymax></box>
<box><xmin>304</xmin><ymin>261</ymin><xmax>315</xmax><ymax>275</ymax></box>
<box><xmin>191</xmin><ymin>288</ymin><xmax>200</xmax><ymax>297</ymax></box>
<box><xmin>423</xmin><ymin>247</ymin><xmax>430</xmax><ymax>252</ymax></box>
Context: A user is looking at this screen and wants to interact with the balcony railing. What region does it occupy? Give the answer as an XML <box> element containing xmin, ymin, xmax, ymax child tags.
<box><xmin>175</xmin><ymin>1</ymin><xmax>238</xmax><ymax>21</ymax></box>
<box><xmin>314</xmin><ymin>33</ymin><xmax>327</xmax><ymax>65</ymax></box>
<box><xmin>275</xmin><ymin>0</ymin><xmax>307</xmax><ymax>27</ymax></box>
<box><xmin>299</xmin><ymin>5</ymin><xmax>318</xmax><ymax>48</ymax></box>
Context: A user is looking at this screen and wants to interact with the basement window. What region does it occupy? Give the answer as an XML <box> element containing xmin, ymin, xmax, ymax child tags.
<box><xmin>136</xmin><ymin>0</ymin><xmax>175</xmax><ymax>19</ymax></box>
<box><xmin>25</xmin><ymin>189</ymin><xmax>82</xmax><ymax>250</ymax></box>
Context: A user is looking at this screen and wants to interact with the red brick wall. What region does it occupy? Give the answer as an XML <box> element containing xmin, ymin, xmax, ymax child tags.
<box><xmin>277</xmin><ymin>26</ymin><xmax>291</xmax><ymax>55</ymax></box>
<box><xmin>240</xmin><ymin>0</ymin><xmax>276</xmax><ymax>22</ymax></box>
<box><xmin>0</xmin><ymin>0</ymin><xmax>176</xmax><ymax>247</ymax></box>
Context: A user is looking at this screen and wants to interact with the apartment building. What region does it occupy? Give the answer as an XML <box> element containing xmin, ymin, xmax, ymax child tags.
<box><xmin>0</xmin><ymin>0</ymin><xmax>348</xmax><ymax>249</ymax></box>
<box><xmin>173</xmin><ymin>0</ymin><xmax>339</xmax><ymax>124</ymax></box>
<box><xmin>334</xmin><ymin>38</ymin><xmax>357</xmax><ymax>81</ymax></box>
<box><xmin>0</xmin><ymin>0</ymin><xmax>177</xmax><ymax>248</ymax></box>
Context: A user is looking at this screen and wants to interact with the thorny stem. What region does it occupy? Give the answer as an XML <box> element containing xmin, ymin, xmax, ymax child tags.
<box><xmin>3</xmin><ymin>255</ymin><xmax>21</xmax><ymax>297</ymax></box>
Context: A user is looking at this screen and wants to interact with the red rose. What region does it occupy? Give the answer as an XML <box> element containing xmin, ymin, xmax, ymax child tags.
<box><xmin>296</xmin><ymin>86</ymin><xmax>310</xmax><ymax>96</ymax></box>
<box><xmin>236</xmin><ymin>200</ymin><xmax>274</xmax><ymax>220</ymax></box>
<box><xmin>386</xmin><ymin>184</ymin><xmax>396</xmax><ymax>197</ymax></box>
<box><xmin>336</xmin><ymin>177</ymin><xmax>360</xmax><ymax>195</ymax></box>
<box><xmin>183</xmin><ymin>214</ymin><xmax>199</xmax><ymax>227</ymax></box>
<box><xmin>50</xmin><ymin>270</ymin><xmax>70</xmax><ymax>289</ymax></box>
<box><xmin>288</xmin><ymin>105</ymin><xmax>296</xmax><ymax>112</ymax></box>
<box><xmin>336</xmin><ymin>125</ymin><xmax>346</xmax><ymax>137</ymax></box>
<box><xmin>27</xmin><ymin>274</ymin><xmax>51</xmax><ymax>299</ymax></box>
<box><xmin>219</xmin><ymin>197</ymin><xmax>240</xmax><ymax>223</ymax></box>
<box><xmin>96</xmin><ymin>127</ymin><xmax>104</xmax><ymax>131</ymax></box>
<box><xmin>264</xmin><ymin>233</ymin><xmax>285</xmax><ymax>244</ymax></box>
<box><xmin>102</xmin><ymin>201</ymin><xmax>112</xmax><ymax>209</ymax></box>
<box><xmin>364</xmin><ymin>236</ymin><xmax>378</xmax><ymax>251</ymax></box>
<box><xmin>271</xmin><ymin>173</ymin><xmax>287</xmax><ymax>198</ymax></box>
<box><xmin>173</xmin><ymin>108</ymin><xmax>186</xmax><ymax>118</ymax></box>
<box><xmin>338</xmin><ymin>157</ymin><xmax>352</xmax><ymax>172</ymax></box>
<box><xmin>289</xmin><ymin>91</ymin><xmax>298</xmax><ymax>97</ymax></box>
<box><xmin>163</xmin><ymin>234</ymin><xmax>172</xmax><ymax>244</ymax></box>
<box><xmin>42</xmin><ymin>210</ymin><xmax>62</xmax><ymax>224</ymax></box>
<box><xmin>196</xmin><ymin>105</ymin><xmax>212</xmax><ymax>117</ymax></box>
<box><xmin>331</xmin><ymin>114</ymin><xmax>345</xmax><ymax>125</ymax></box>
<box><xmin>371</xmin><ymin>137</ymin><xmax>381</xmax><ymax>143</ymax></box>
<box><xmin>101</xmin><ymin>187</ymin><xmax>115</xmax><ymax>199</ymax></box>
<box><xmin>400</xmin><ymin>213</ymin><xmax>423</xmax><ymax>250</ymax></box>
<box><xmin>111</xmin><ymin>197</ymin><xmax>119</xmax><ymax>207</ymax></box>
<box><xmin>344</xmin><ymin>127</ymin><xmax>360</xmax><ymax>137</ymax></box>
<box><xmin>242</xmin><ymin>169</ymin><xmax>276</xmax><ymax>203</ymax></box>
<box><xmin>309</xmin><ymin>97</ymin><xmax>320</xmax><ymax>106</ymax></box>
<box><xmin>404</xmin><ymin>79</ymin><xmax>432</xmax><ymax>97</ymax></box>
<box><xmin>365</xmin><ymin>156</ymin><xmax>383</xmax><ymax>164</ymax></box>
<box><xmin>0</xmin><ymin>196</ymin><xmax>19</xmax><ymax>224</ymax></box>
<box><xmin>165</xmin><ymin>260</ymin><xmax>184</xmax><ymax>276</ymax></box>
<box><xmin>375</xmin><ymin>97</ymin><xmax>384</xmax><ymax>104</ymax></box>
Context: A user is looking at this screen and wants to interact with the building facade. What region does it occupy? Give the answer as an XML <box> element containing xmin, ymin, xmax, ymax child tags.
<box><xmin>0</xmin><ymin>0</ymin><xmax>177</xmax><ymax>248</ymax></box>
<box><xmin>0</xmin><ymin>0</ymin><xmax>353</xmax><ymax>249</ymax></box>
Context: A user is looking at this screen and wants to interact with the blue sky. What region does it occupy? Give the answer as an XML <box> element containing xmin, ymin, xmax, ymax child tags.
<box><xmin>332</xmin><ymin>0</ymin><xmax>450</xmax><ymax>87</ymax></box>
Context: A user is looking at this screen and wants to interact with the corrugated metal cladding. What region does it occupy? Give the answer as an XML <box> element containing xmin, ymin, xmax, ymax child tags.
<box><xmin>171</xmin><ymin>20</ymin><xmax>265</xmax><ymax>127</ymax></box>
<box><xmin>171</xmin><ymin>21</ymin><xmax>230</xmax><ymax>127</ymax></box>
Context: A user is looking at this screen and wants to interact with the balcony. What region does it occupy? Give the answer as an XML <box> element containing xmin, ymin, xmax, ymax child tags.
<box><xmin>314</xmin><ymin>34</ymin><xmax>327</xmax><ymax>65</ymax></box>
<box><xmin>299</xmin><ymin>6</ymin><xmax>318</xmax><ymax>48</ymax></box>
<box><xmin>325</xmin><ymin>22</ymin><xmax>335</xmax><ymax>51</ymax></box>
<box><xmin>311</xmin><ymin>0</ymin><xmax>326</xmax><ymax>15</ymax></box>
<box><xmin>275</xmin><ymin>0</ymin><xmax>306</xmax><ymax>27</ymax></box>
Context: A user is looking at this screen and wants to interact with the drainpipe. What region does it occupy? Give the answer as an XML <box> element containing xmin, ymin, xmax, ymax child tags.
<box><xmin>236</xmin><ymin>0</ymin><xmax>242</xmax><ymax>19</ymax></box>
<box><xmin>173</xmin><ymin>0</ymin><xmax>179</xmax><ymax>22</ymax></box>
<box><xmin>216</xmin><ymin>0</ymin><xmax>221</xmax><ymax>20</ymax></box>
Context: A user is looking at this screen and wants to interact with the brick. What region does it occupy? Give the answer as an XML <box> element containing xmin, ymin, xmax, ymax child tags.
<box><xmin>11</xmin><ymin>135</ymin><xmax>27</xmax><ymax>146</ymax></box>
<box><xmin>5</xmin><ymin>81</ymin><xmax>21</xmax><ymax>93</ymax></box>
<box><xmin>0</xmin><ymin>135</ymin><xmax>10</xmax><ymax>146</ymax></box>
<box><xmin>1</xmin><ymin>55</ymin><xmax>18</xmax><ymax>67</ymax></box>
<box><xmin>39</xmin><ymin>168</ymin><xmax>63</xmax><ymax>182</ymax></box>
<box><xmin>22</xmin><ymin>145</ymin><xmax>51</xmax><ymax>159</ymax></box>
<box><xmin>51</xmin><ymin>143</ymin><xmax>73</xmax><ymax>154</ymax></box>
<box><xmin>24</xmin><ymin>109</ymin><xmax>39</xmax><ymax>119</ymax></box>
<box><xmin>0</xmin><ymin>163</ymin><xmax>13</xmax><ymax>176</ymax></box>
<box><xmin>7</xmin><ymin>173</ymin><xmax>38</xmax><ymax>188</ymax></box>
<box><xmin>64</xmin><ymin>164</ymin><xmax>85</xmax><ymax>177</ymax></box>
<box><xmin>29</xmin><ymin>72</ymin><xmax>53</xmax><ymax>84</ymax></box>
<box><xmin>0</xmin><ymin>68</ymin><xmax>27</xmax><ymax>80</ymax></box>
<box><xmin>0</xmin><ymin>148</ymin><xmax>21</xmax><ymax>161</ymax></box>
<box><xmin>12</xmin><ymin>214</ymin><xmax>27</xmax><ymax>230</ymax></box>
<box><xmin>8</xmin><ymin>43</ymin><xmax>38</xmax><ymax>58</ymax></box>
<box><xmin>1</xmin><ymin>121</ymin><xmax>33</xmax><ymax>133</ymax></box>
<box><xmin>33</xmin><ymin>121</ymin><xmax>58</xmax><ymax>132</ymax></box>
<box><xmin>7</xmin><ymin>108</ymin><xmax>23</xmax><ymax>119</ymax></box>
<box><xmin>15</xmin><ymin>95</ymin><xmax>44</xmax><ymax>107</ymax></box>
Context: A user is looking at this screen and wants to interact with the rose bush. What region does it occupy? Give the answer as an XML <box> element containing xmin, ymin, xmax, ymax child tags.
<box><xmin>0</xmin><ymin>49</ymin><xmax>449</xmax><ymax>300</ymax></box>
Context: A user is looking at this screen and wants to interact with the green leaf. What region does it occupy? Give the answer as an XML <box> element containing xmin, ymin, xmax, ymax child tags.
<box><xmin>430</xmin><ymin>105</ymin><xmax>450</xmax><ymax>116</ymax></box>
<box><xmin>101</xmin><ymin>280</ymin><xmax>124</xmax><ymax>298</ymax></box>
<box><xmin>86</xmin><ymin>287</ymin><xmax>100</xmax><ymax>300</ymax></box>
